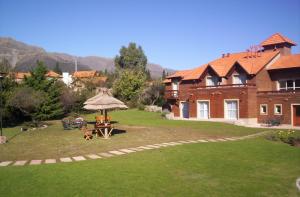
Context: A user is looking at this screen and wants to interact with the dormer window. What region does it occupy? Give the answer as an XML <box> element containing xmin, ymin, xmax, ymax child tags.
<box><xmin>278</xmin><ymin>79</ymin><xmax>300</xmax><ymax>90</ymax></box>
<box><xmin>206</xmin><ymin>75</ymin><xmax>218</xmax><ymax>86</ymax></box>
<box><xmin>233</xmin><ymin>74</ymin><xmax>247</xmax><ymax>84</ymax></box>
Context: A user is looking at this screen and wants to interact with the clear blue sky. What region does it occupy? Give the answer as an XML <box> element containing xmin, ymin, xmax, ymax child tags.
<box><xmin>1</xmin><ymin>0</ymin><xmax>300</xmax><ymax>70</ymax></box>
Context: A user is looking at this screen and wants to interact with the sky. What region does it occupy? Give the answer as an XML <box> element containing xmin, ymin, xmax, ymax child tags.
<box><xmin>0</xmin><ymin>0</ymin><xmax>300</xmax><ymax>70</ymax></box>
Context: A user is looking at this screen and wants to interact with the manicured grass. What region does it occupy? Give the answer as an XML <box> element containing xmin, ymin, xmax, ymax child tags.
<box><xmin>0</xmin><ymin>138</ymin><xmax>299</xmax><ymax>196</ymax></box>
<box><xmin>0</xmin><ymin>109</ymin><xmax>269</xmax><ymax>160</ymax></box>
<box><xmin>85</xmin><ymin>109</ymin><xmax>267</xmax><ymax>134</ymax></box>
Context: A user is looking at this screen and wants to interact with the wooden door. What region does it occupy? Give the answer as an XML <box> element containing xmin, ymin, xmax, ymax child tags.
<box><xmin>293</xmin><ymin>105</ymin><xmax>300</xmax><ymax>126</ymax></box>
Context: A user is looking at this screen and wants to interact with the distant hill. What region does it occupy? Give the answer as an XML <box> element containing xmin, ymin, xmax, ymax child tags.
<box><xmin>0</xmin><ymin>37</ymin><xmax>175</xmax><ymax>78</ymax></box>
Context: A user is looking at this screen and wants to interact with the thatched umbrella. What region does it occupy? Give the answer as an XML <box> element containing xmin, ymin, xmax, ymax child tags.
<box><xmin>83</xmin><ymin>88</ymin><xmax>128</xmax><ymax>121</ymax></box>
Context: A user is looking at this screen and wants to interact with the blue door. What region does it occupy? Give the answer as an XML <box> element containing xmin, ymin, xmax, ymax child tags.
<box><xmin>181</xmin><ymin>102</ymin><xmax>189</xmax><ymax>118</ymax></box>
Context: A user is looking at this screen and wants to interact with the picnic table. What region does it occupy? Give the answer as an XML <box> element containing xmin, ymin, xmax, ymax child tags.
<box><xmin>94</xmin><ymin>123</ymin><xmax>114</xmax><ymax>139</ymax></box>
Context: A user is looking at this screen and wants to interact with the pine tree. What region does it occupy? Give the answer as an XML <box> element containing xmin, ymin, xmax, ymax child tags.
<box><xmin>162</xmin><ymin>70</ymin><xmax>166</xmax><ymax>79</ymax></box>
<box><xmin>24</xmin><ymin>61</ymin><xmax>64</xmax><ymax>120</ymax></box>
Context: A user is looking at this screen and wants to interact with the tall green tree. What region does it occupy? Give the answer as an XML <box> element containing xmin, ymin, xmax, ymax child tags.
<box><xmin>162</xmin><ymin>70</ymin><xmax>166</xmax><ymax>79</ymax></box>
<box><xmin>24</xmin><ymin>61</ymin><xmax>64</xmax><ymax>120</ymax></box>
<box><xmin>113</xmin><ymin>70</ymin><xmax>146</xmax><ymax>103</ymax></box>
<box><xmin>114</xmin><ymin>42</ymin><xmax>147</xmax><ymax>72</ymax></box>
<box><xmin>0</xmin><ymin>59</ymin><xmax>19</xmax><ymax>126</ymax></box>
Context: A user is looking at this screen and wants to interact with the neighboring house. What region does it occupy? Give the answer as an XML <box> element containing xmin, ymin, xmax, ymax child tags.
<box><xmin>72</xmin><ymin>70</ymin><xmax>107</xmax><ymax>92</ymax></box>
<box><xmin>11</xmin><ymin>71</ymin><xmax>62</xmax><ymax>83</ymax></box>
<box><xmin>164</xmin><ymin>33</ymin><xmax>300</xmax><ymax>127</ymax></box>
<box><xmin>11</xmin><ymin>72</ymin><xmax>31</xmax><ymax>83</ymax></box>
<box><xmin>62</xmin><ymin>72</ymin><xmax>73</xmax><ymax>87</ymax></box>
<box><xmin>45</xmin><ymin>70</ymin><xmax>62</xmax><ymax>80</ymax></box>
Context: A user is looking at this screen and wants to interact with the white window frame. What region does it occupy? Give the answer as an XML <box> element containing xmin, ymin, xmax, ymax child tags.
<box><xmin>233</xmin><ymin>74</ymin><xmax>247</xmax><ymax>84</ymax></box>
<box><xmin>206</xmin><ymin>75</ymin><xmax>218</xmax><ymax>86</ymax></box>
<box><xmin>274</xmin><ymin>104</ymin><xmax>282</xmax><ymax>115</ymax></box>
<box><xmin>197</xmin><ymin>100</ymin><xmax>210</xmax><ymax>119</ymax></box>
<box><xmin>277</xmin><ymin>78</ymin><xmax>300</xmax><ymax>91</ymax></box>
<box><xmin>260</xmin><ymin>104</ymin><xmax>268</xmax><ymax>115</ymax></box>
<box><xmin>224</xmin><ymin>99</ymin><xmax>239</xmax><ymax>120</ymax></box>
<box><xmin>172</xmin><ymin>79</ymin><xmax>179</xmax><ymax>91</ymax></box>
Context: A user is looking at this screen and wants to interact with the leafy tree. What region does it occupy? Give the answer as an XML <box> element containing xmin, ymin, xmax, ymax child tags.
<box><xmin>0</xmin><ymin>59</ymin><xmax>19</xmax><ymax>126</ymax></box>
<box><xmin>114</xmin><ymin>42</ymin><xmax>147</xmax><ymax>72</ymax></box>
<box><xmin>54</xmin><ymin>62</ymin><xmax>62</xmax><ymax>74</ymax></box>
<box><xmin>0</xmin><ymin>58</ymin><xmax>11</xmax><ymax>73</ymax></box>
<box><xmin>113</xmin><ymin>70</ymin><xmax>146</xmax><ymax>104</ymax></box>
<box><xmin>8</xmin><ymin>87</ymin><xmax>44</xmax><ymax>120</ymax></box>
<box><xmin>139</xmin><ymin>80</ymin><xmax>165</xmax><ymax>106</ymax></box>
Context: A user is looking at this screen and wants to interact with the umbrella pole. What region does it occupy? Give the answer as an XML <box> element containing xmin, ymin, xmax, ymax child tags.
<box><xmin>104</xmin><ymin>110</ymin><xmax>107</xmax><ymax>122</ymax></box>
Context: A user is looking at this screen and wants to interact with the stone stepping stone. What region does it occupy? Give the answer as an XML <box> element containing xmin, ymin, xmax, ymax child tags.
<box><xmin>178</xmin><ymin>141</ymin><xmax>190</xmax><ymax>144</ymax></box>
<box><xmin>146</xmin><ymin>145</ymin><xmax>161</xmax><ymax>148</ymax></box>
<box><xmin>198</xmin><ymin>139</ymin><xmax>208</xmax><ymax>143</ymax></box>
<box><xmin>109</xmin><ymin>151</ymin><xmax>126</xmax><ymax>155</ymax></box>
<box><xmin>86</xmin><ymin>154</ymin><xmax>102</xmax><ymax>159</ymax></box>
<box><xmin>207</xmin><ymin>139</ymin><xmax>218</xmax><ymax>142</ymax></box>
<box><xmin>98</xmin><ymin>153</ymin><xmax>114</xmax><ymax>157</ymax></box>
<box><xmin>185</xmin><ymin>140</ymin><xmax>198</xmax><ymax>143</ymax></box>
<box><xmin>29</xmin><ymin>160</ymin><xmax>42</xmax><ymax>165</ymax></box>
<box><xmin>138</xmin><ymin>146</ymin><xmax>153</xmax><ymax>150</ymax></box>
<box><xmin>72</xmin><ymin>156</ymin><xmax>86</xmax><ymax>161</ymax></box>
<box><xmin>119</xmin><ymin>149</ymin><xmax>135</xmax><ymax>153</ymax></box>
<box><xmin>45</xmin><ymin>159</ymin><xmax>56</xmax><ymax>164</ymax></box>
<box><xmin>162</xmin><ymin>143</ymin><xmax>176</xmax><ymax>146</ymax></box>
<box><xmin>60</xmin><ymin>157</ymin><xmax>73</xmax><ymax>162</ymax></box>
<box><xmin>0</xmin><ymin>161</ymin><xmax>12</xmax><ymax>167</ymax></box>
<box><xmin>128</xmin><ymin>147</ymin><xmax>144</xmax><ymax>151</ymax></box>
<box><xmin>159</xmin><ymin>143</ymin><xmax>171</xmax><ymax>147</ymax></box>
<box><xmin>13</xmin><ymin>160</ymin><xmax>27</xmax><ymax>166</ymax></box>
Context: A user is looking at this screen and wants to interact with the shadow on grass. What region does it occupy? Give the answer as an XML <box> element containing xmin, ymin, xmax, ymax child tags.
<box><xmin>111</xmin><ymin>129</ymin><xmax>126</xmax><ymax>136</ymax></box>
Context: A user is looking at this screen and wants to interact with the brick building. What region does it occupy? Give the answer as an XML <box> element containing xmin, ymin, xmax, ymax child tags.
<box><xmin>164</xmin><ymin>33</ymin><xmax>300</xmax><ymax>127</ymax></box>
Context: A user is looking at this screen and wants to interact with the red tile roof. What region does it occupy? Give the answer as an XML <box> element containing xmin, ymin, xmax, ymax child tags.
<box><xmin>45</xmin><ymin>70</ymin><xmax>61</xmax><ymax>78</ymax></box>
<box><xmin>260</xmin><ymin>33</ymin><xmax>296</xmax><ymax>46</ymax></box>
<box><xmin>182</xmin><ymin>64</ymin><xmax>208</xmax><ymax>80</ymax></box>
<box><xmin>267</xmin><ymin>54</ymin><xmax>300</xmax><ymax>70</ymax></box>
<box><xmin>166</xmin><ymin>70</ymin><xmax>193</xmax><ymax>79</ymax></box>
<box><xmin>167</xmin><ymin>51</ymin><xmax>279</xmax><ymax>81</ymax></box>
<box><xmin>163</xmin><ymin>78</ymin><xmax>171</xmax><ymax>83</ymax></box>
<box><xmin>14</xmin><ymin>72</ymin><xmax>31</xmax><ymax>79</ymax></box>
<box><xmin>209</xmin><ymin>50</ymin><xmax>279</xmax><ymax>76</ymax></box>
<box><xmin>73</xmin><ymin>70</ymin><xmax>97</xmax><ymax>78</ymax></box>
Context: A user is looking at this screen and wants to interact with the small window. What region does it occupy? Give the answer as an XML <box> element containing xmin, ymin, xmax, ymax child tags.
<box><xmin>287</xmin><ymin>80</ymin><xmax>294</xmax><ymax>89</ymax></box>
<box><xmin>260</xmin><ymin>104</ymin><xmax>268</xmax><ymax>115</ymax></box>
<box><xmin>233</xmin><ymin>74</ymin><xmax>247</xmax><ymax>84</ymax></box>
<box><xmin>206</xmin><ymin>76</ymin><xmax>218</xmax><ymax>86</ymax></box>
<box><xmin>295</xmin><ymin>79</ymin><xmax>300</xmax><ymax>89</ymax></box>
<box><xmin>274</xmin><ymin>104</ymin><xmax>282</xmax><ymax>115</ymax></box>
<box><xmin>279</xmin><ymin>81</ymin><xmax>286</xmax><ymax>90</ymax></box>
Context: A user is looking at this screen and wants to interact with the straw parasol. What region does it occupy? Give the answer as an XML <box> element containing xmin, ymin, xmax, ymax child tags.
<box><xmin>83</xmin><ymin>88</ymin><xmax>128</xmax><ymax>120</ymax></box>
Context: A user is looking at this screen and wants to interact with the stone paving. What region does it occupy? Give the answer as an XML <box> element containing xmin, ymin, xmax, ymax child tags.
<box><xmin>0</xmin><ymin>131</ymin><xmax>270</xmax><ymax>167</ymax></box>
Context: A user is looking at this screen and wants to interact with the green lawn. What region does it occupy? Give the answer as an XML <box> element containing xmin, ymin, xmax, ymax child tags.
<box><xmin>1</xmin><ymin>109</ymin><xmax>299</xmax><ymax>196</ymax></box>
<box><xmin>0</xmin><ymin>109</ymin><xmax>268</xmax><ymax>160</ymax></box>
<box><xmin>0</xmin><ymin>138</ymin><xmax>299</xmax><ymax>197</ymax></box>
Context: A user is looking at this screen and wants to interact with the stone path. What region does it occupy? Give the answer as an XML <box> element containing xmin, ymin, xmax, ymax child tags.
<box><xmin>0</xmin><ymin>131</ymin><xmax>269</xmax><ymax>167</ymax></box>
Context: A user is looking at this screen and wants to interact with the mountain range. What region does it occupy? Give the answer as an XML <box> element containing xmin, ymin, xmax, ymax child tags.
<box><xmin>0</xmin><ymin>37</ymin><xmax>175</xmax><ymax>78</ymax></box>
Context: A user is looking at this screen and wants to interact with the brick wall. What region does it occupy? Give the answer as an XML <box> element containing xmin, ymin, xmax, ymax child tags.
<box><xmin>257</xmin><ymin>92</ymin><xmax>300</xmax><ymax>124</ymax></box>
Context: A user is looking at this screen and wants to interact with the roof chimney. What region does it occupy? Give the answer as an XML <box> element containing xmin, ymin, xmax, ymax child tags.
<box><xmin>227</xmin><ymin>53</ymin><xmax>230</xmax><ymax>57</ymax></box>
<box><xmin>222</xmin><ymin>53</ymin><xmax>225</xmax><ymax>58</ymax></box>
